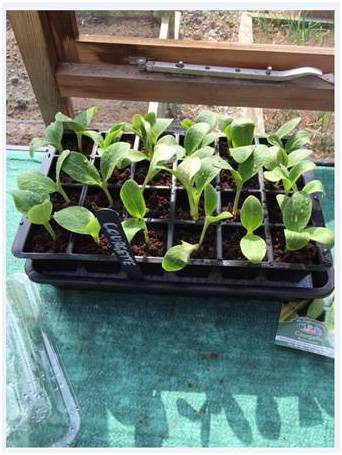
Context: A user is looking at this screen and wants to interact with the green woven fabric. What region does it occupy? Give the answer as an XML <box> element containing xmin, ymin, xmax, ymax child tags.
<box><xmin>6</xmin><ymin>150</ymin><xmax>334</xmax><ymax>448</ymax></box>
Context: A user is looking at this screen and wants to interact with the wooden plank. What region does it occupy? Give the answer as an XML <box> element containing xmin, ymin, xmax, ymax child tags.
<box><xmin>56</xmin><ymin>63</ymin><xmax>333</xmax><ymax>111</ymax></box>
<box><xmin>44</xmin><ymin>11</ymin><xmax>79</xmax><ymax>62</ymax></box>
<box><xmin>239</xmin><ymin>12</ymin><xmax>265</xmax><ymax>135</ymax></box>
<box><xmin>76</xmin><ymin>35</ymin><xmax>334</xmax><ymax>72</ymax></box>
<box><xmin>8</xmin><ymin>11</ymin><xmax>73</xmax><ymax>124</ymax></box>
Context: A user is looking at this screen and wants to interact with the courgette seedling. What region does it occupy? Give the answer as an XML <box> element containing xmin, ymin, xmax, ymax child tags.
<box><xmin>266</xmin><ymin>117</ymin><xmax>310</xmax><ymax>154</ymax></box>
<box><xmin>17</xmin><ymin>168</ymin><xmax>70</xmax><ymax>203</ymax></box>
<box><xmin>162</xmin><ymin>184</ymin><xmax>232</xmax><ymax>271</ymax></box>
<box><xmin>276</xmin><ymin>191</ymin><xmax>334</xmax><ymax>251</ymax></box>
<box><xmin>120</xmin><ymin>179</ymin><xmax>149</xmax><ymax>243</ymax></box>
<box><xmin>263</xmin><ymin>160</ymin><xmax>316</xmax><ymax>193</ymax></box>
<box><xmin>170</xmin><ymin>153</ymin><xmax>231</xmax><ymax>221</ymax></box>
<box><xmin>140</xmin><ymin>135</ymin><xmax>185</xmax><ymax>190</ymax></box>
<box><xmin>61</xmin><ymin>143</ymin><xmax>145</xmax><ymax>207</ymax></box>
<box><xmin>55</xmin><ymin>106</ymin><xmax>101</xmax><ymax>153</ymax></box>
<box><xmin>226</xmin><ymin>144</ymin><xmax>269</xmax><ymax>215</ymax></box>
<box><xmin>95</xmin><ymin>123</ymin><xmax>125</xmax><ymax>156</ymax></box>
<box><xmin>263</xmin><ymin>117</ymin><xmax>314</xmax><ymax>191</ymax></box>
<box><xmin>11</xmin><ymin>190</ymin><xmax>55</xmax><ymax>239</ymax></box>
<box><xmin>53</xmin><ymin>206</ymin><xmax>101</xmax><ymax>244</ymax></box>
<box><xmin>219</xmin><ymin>117</ymin><xmax>255</xmax><ymax>148</ymax></box>
<box><xmin>239</xmin><ymin>195</ymin><xmax>266</xmax><ymax>263</ymax></box>
<box><xmin>181</xmin><ymin>110</ymin><xmax>221</xmax><ymax>154</ymax></box>
<box><xmin>29</xmin><ymin>120</ymin><xmax>63</xmax><ymax>157</ymax></box>
<box><xmin>126</xmin><ymin>112</ymin><xmax>173</xmax><ymax>158</ymax></box>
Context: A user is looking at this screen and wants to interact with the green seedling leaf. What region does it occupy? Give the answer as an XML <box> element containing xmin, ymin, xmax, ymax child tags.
<box><xmin>201</xmin><ymin>131</ymin><xmax>221</xmax><ymax>147</ymax></box>
<box><xmin>282</xmin><ymin>191</ymin><xmax>312</xmax><ymax>232</ymax></box>
<box><xmin>184</xmin><ymin>122</ymin><xmax>211</xmax><ymax>155</ymax></box>
<box><xmin>29</xmin><ymin>137</ymin><xmax>48</xmax><ymax>157</ymax></box>
<box><xmin>174</xmin><ymin>156</ymin><xmax>202</xmax><ymax>187</ymax></box>
<box><xmin>100</xmin><ymin>124</ymin><xmax>124</xmax><ymax>150</ymax></box>
<box><xmin>285</xmin><ymin>129</ymin><xmax>310</xmax><ymax>152</ymax></box>
<box><xmin>142</xmin><ymin>142</ymin><xmax>184</xmax><ymax>188</ymax></box>
<box><xmin>267</xmin><ymin>134</ymin><xmax>284</xmax><ymax>148</ymax></box>
<box><xmin>196</xmin><ymin>109</ymin><xmax>217</xmax><ymax>129</ymax></box>
<box><xmin>17</xmin><ymin>171</ymin><xmax>57</xmax><ymax>194</ymax></box>
<box><xmin>287</xmin><ymin>148</ymin><xmax>312</xmax><ymax>167</ymax></box>
<box><xmin>194</xmin><ymin>156</ymin><xmax>228</xmax><ymax>194</ymax></box>
<box><xmin>181</xmin><ymin>118</ymin><xmax>194</xmax><ymax>130</ymax></box>
<box><xmin>100</xmin><ymin>142</ymin><xmax>136</xmax><ymax>181</ymax></box>
<box><xmin>240</xmin><ymin>195</ymin><xmax>263</xmax><ymax>234</ymax></box>
<box><xmin>27</xmin><ymin>198</ymin><xmax>53</xmax><ymax>225</ymax></box>
<box><xmin>74</xmin><ymin>106</ymin><xmax>99</xmax><ymax>128</ymax></box>
<box><xmin>240</xmin><ymin>234</ymin><xmax>266</xmax><ymax>264</ymax></box>
<box><xmin>229</xmin><ymin>118</ymin><xmax>255</xmax><ymax>147</ymax></box>
<box><xmin>62</xmin><ymin>151</ymin><xmax>102</xmax><ymax>185</ymax></box>
<box><xmin>44</xmin><ymin>120</ymin><xmax>63</xmax><ymax>152</ymax></box>
<box><xmin>120</xmin><ymin>179</ymin><xmax>146</xmax><ymax>219</ymax></box>
<box><xmin>11</xmin><ymin>190</ymin><xmax>54</xmax><ymax>237</ymax></box>
<box><xmin>206</xmin><ymin>212</ymin><xmax>232</xmax><ymax>224</ymax></box>
<box><xmin>56</xmin><ymin>150</ymin><xmax>71</xmax><ymax>185</ymax></box>
<box><xmin>264</xmin><ymin>166</ymin><xmax>287</xmax><ymax>183</ymax></box>
<box><xmin>150</xmin><ymin>118</ymin><xmax>173</xmax><ymax>144</ymax></box>
<box><xmin>11</xmin><ymin>190</ymin><xmax>49</xmax><ymax>214</ymax></box>
<box><xmin>204</xmin><ymin>183</ymin><xmax>217</xmax><ymax>216</ymax></box>
<box><xmin>157</xmin><ymin>134</ymin><xmax>178</xmax><ymax>145</ymax></box>
<box><xmin>305</xmin><ymin>227</ymin><xmax>334</xmax><ymax>249</ymax></box>
<box><xmin>325</xmin><ymin>302</ymin><xmax>335</xmax><ymax>332</ymax></box>
<box><xmin>276</xmin><ymin>194</ymin><xmax>286</xmax><ymax>211</ymax></box>
<box><xmin>284</xmin><ymin>160</ymin><xmax>315</xmax><ymax>192</ymax></box>
<box><xmin>162</xmin><ymin>241</ymin><xmax>198</xmax><ymax>272</ymax></box>
<box><xmin>263</xmin><ymin>145</ymin><xmax>285</xmax><ymax>170</ymax></box>
<box><xmin>230</xmin><ymin>145</ymin><xmax>255</xmax><ymax>164</ymax></box>
<box><xmin>275</xmin><ymin>117</ymin><xmax>301</xmax><ymax>139</ymax></box>
<box><xmin>284</xmin><ymin>229</ymin><xmax>311</xmax><ymax>251</ymax></box>
<box><xmin>217</xmin><ymin>115</ymin><xmax>233</xmax><ymax>134</ymax></box>
<box><xmin>303</xmin><ymin>180</ymin><xmax>325</xmax><ymax>195</ymax></box>
<box><xmin>238</xmin><ymin>145</ymin><xmax>266</xmax><ymax>183</ymax></box>
<box><xmin>122</xmin><ymin>218</ymin><xmax>147</xmax><ymax>244</ymax></box>
<box><xmin>191</xmin><ymin>146</ymin><xmax>215</xmax><ymax>159</ymax></box>
<box><xmin>82</xmin><ymin>130</ymin><xmax>104</xmax><ymax>147</ymax></box>
<box><xmin>54</xmin><ymin>206</ymin><xmax>101</xmax><ymax>243</ymax></box>
<box><xmin>306</xmin><ymin>298</ymin><xmax>325</xmax><ymax>319</ymax></box>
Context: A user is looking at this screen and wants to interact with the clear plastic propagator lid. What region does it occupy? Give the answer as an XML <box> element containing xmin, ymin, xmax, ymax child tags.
<box><xmin>6</xmin><ymin>273</ymin><xmax>80</xmax><ymax>447</ymax></box>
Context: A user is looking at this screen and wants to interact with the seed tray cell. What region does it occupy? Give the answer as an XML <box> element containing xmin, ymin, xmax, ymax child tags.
<box><xmin>12</xmin><ymin>132</ymin><xmax>334</xmax><ymax>298</ymax></box>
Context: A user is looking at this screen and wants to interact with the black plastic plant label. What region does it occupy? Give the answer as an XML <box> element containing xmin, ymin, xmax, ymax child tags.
<box><xmin>96</xmin><ymin>208</ymin><xmax>143</xmax><ymax>280</ymax></box>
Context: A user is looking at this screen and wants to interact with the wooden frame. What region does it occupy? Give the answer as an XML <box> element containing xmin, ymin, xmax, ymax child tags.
<box><xmin>8</xmin><ymin>10</ymin><xmax>334</xmax><ymax>124</ymax></box>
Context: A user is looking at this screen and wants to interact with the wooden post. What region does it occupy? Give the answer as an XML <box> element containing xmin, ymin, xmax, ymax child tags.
<box><xmin>8</xmin><ymin>11</ymin><xmax>74</xmax><ymax>124</ymax></box>
<box><xmin>239</xmin><ymin>12</ymin><xmax>265</xmax><ymax>135</ymax></box>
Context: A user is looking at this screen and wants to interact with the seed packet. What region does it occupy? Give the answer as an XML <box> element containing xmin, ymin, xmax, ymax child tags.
<box><xmin>275</xmin><ymin>291</ymin><xmax>334</xmax><ymax>358</ymax></box>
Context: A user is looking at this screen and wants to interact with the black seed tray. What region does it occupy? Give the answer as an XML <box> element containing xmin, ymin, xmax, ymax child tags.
<box><xmin>12</xmin><ymin>131</ymin><xmax>334</xmax><ymax>299</ymax></box>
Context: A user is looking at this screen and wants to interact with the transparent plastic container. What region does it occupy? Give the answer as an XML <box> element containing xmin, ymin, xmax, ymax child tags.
<box><xmin>6</xmin><ymin>273</ymin><xmax>80</xmax><ymax>447</ymax></box>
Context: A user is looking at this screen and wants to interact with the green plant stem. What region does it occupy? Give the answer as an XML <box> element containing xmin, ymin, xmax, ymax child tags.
<box><xmin>101</xmin><ymin>183</ymin><xmax>113</xmax><ymax>207</ymax></box>
<box><xmin>143</xmin><ymin>224</ymin><xmax>149</xmax><ymax>243</ymax></box>
<box><xmin>44</xmin><ymin>221</ymin><xmax>56</xmax><ymax>240</ymax></box>
<box><xmin>76</xmin><ymin>133</ymin><xmax>83</xmax><ymax>153</ymax></box>
<box><xmin>199</xmin><ymin>218</ymin><xmax>210</xmax><ymax>247</ymax></box>
<box><xmin>57</xmin><ymin>185</ymin><xmax>70</xmax><ymax>203</ymax></box>
<box><xmin>232</xmin><ymin>183</ymin><xmax>243</xmax><ymax>216</ymax></box>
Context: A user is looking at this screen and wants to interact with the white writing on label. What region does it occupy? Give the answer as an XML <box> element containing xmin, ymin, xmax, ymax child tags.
<box><xmin>103</xmin><ymin>222</ymin><xmax>136</xmax><ymax>266</ymax></box>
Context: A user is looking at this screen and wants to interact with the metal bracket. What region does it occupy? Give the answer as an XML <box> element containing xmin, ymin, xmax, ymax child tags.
<box><xmin>129</xmin><ymin>57</ymin><xmax>334</xmax><ymax>85</ymax></box>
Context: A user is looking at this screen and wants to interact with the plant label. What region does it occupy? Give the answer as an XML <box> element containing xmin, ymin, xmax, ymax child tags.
<box><xmin>96</xmin><ymin>208</ymin><xmax>143</xmax><ymax>280</ymax></box>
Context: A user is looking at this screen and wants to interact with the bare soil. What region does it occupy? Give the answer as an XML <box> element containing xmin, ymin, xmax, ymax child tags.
<box><xmin>174</xmin><ymin>224</ymin><xmax>216</xmax><ymax>259</ymax></box>
<box><xmin>131</xmin><ymin>225</ymin><xmax>167</xmax><ymax>257</ymax></box>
